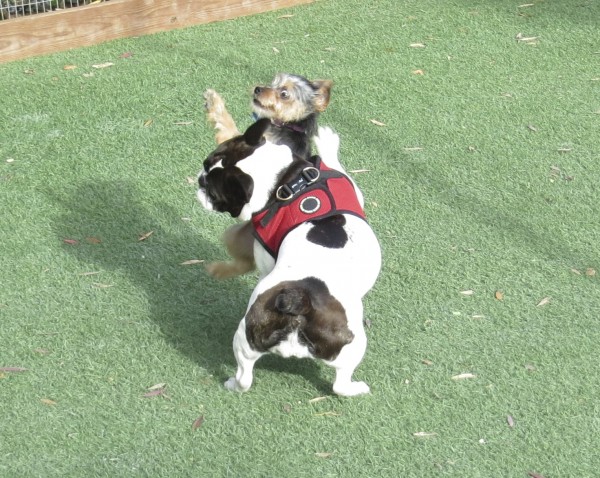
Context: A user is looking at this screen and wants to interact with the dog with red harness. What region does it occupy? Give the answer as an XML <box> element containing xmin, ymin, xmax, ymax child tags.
<box><xmin>196</xmin><ymin>118</ymin><xmax>381</xmax><ymax>396</ymax></box>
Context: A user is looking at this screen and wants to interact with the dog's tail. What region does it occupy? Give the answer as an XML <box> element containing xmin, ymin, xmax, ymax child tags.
<box><xmin>313</xmin><ymin>126</ymin><xmax>341</xmax><ymax>169</ymax></box>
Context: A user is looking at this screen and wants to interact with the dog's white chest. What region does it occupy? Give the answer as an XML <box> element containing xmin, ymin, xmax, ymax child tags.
<box><xmin>271</xmin><ymin>331</ymin><xmax>312</xmax><ymax>359</ymax></box>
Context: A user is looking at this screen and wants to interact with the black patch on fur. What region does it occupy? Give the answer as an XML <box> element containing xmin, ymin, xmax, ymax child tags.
<box><xmin>265</xmin><ymin>114</ymin><xmax>318</xmax><ymax>160</ymax></box>
<box><xmin>307</xmin><ymin>215</ymin><xmax>348</xmax><ymax>249</ymax></box>
<box><xmin>198</xmin><ymin>120</ymin><xmax>271</xmax><ymax>217</ymax></box>
<box><xmin>245</xmin><ymin>277</ymin><xmax>353</xmax><ymax>361</ymax></box>
<box><xmin>202</xmin><ymin>167</ymin><xmax>253</xmax><ymax>218</ymax></box>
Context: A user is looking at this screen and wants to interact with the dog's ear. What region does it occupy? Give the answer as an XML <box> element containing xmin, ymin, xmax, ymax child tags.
<box><xmin>311</xmin><ymin>80</ymin><xmax>333</xmax><ymax>112</ymax></box>
<box><xmin>274</xmin><ymin>287</ymin><xmax>313</xmax><ymax>316</ymax></box>
<box><xmin>243</xmin><ymin>118</ymin><xmax>270</xmax><ymax>146</ymax></box>
<box><xmin>224</xmin><ymin>172</ymin><xmax>254</xmax><ymax>217</ymax></box>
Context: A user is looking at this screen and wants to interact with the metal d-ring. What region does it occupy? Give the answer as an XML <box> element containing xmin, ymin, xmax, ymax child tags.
<box><xmin>276</xmin><ymin>184</ymin><xmax>294</xmax><ymax>201</ymax></box>
<box><xmin>301</xmin><ymin>166</ymin><xmax>320</xmax><ymax>184</ymax></box>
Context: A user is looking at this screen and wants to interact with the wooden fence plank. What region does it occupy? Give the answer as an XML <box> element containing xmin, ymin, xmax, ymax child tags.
<box><xmin>0</xmin><ymin>0</ymin><xmax>314</xmax><ymax>64</ymax></box>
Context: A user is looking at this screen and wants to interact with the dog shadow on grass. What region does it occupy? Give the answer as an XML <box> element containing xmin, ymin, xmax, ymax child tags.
<box><xmin>50</xmin><ymin>179</ymin><xmax>332</xmax><ymax>394</ymax></box>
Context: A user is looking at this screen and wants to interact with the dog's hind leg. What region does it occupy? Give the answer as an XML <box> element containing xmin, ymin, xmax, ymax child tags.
<box><xmin>205</xmin><ymin>222</ymin><xmax>256</xmax><ymax>279</ymax></box>
<box><xmin>225</xmin><ymin>319</ymin><xmax>263</xmax><ymax>392</ymax></box>
<box><xmin>204</xmin><ymin>89</ymin><xmax>241</xmax><ymax>144</ymax></box>
<box><xmin>328</xmin><ymin>303</ymin><xmax>370</xmax><ymax>397</ymax></box>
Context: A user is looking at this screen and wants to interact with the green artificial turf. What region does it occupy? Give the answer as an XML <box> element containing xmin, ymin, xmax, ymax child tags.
<box><xmin>1</xmin><ymin>0</ymin><xmax>599</xmax><ymax>476</ymax></box>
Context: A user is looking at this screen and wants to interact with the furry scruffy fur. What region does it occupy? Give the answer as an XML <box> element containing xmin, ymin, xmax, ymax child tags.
<box><xmin>197</xmin><ymin>119</ymin><xmax>381</xmax><ymax>396</ymax></box>
<box><xmin>203</xmin><ymin>73</ymin><xmax>333</xmax><ymax>279</ymax></box>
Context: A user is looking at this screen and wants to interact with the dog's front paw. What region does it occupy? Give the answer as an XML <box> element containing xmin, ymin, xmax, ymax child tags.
<box><xmin>203</xmin><ymin>89</ymin><xmax>225</xmax><ymax>114</ymax></box>
<box><xmin>333</xmin><ymin>380</ymin><xmax>370</xmax><ymax>397</ymax></box>
<box><xmin>224</xmin><ymin>377</ymin><xmax>248</xmax><ymax>392</ymax></box>
<box><xmin>205</xmin><ymin>260</ymin><xmax>254</xmax><ymax>280</ymax></box>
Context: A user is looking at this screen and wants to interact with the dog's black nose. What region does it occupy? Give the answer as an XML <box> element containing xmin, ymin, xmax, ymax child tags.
<box><xmin>254</xmin><ymin>86</ymin><xmax>262</xmax><ymax>95</ymax></box>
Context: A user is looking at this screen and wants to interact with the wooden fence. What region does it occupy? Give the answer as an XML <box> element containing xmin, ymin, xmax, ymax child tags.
<box><xmin>0</xmin><ymin>0</ymin><xmax>313</xmax><ymax>63</ymax></box>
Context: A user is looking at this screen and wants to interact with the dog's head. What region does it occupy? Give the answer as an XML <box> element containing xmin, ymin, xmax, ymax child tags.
<box><xmin>252</xmin><ymin>73</ymin><xmax>333</xmax><ymax>123</ymax></box>
<box><xmin>197</xmin><ymin>118</ymin><xmax>294</xmax><ymax>220</ymax></box>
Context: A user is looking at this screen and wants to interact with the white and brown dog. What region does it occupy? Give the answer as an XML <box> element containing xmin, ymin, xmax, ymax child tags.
<box><xmin>197</xmin><ymin>118</ymin><xmax>381</xmax><ymax>396</ymax></box>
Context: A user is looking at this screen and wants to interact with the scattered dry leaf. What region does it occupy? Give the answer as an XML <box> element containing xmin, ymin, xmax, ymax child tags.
<box><xmin>313</xmin><ymin>411</ymin><xmax>341</xmax><ymax>417</ymax></box>
<box><xmin>174</xmin><ymin>121</ymin><xmax>193</xmax><ymax>126</ymax></box>
<box><xmin>410</xmin><ymin>43</ymin><xmax>426</xmax><ymax>48</ymax></box>
<box><xmin>86</xmin><ymin>237</ymin><xmax>102</xmax><ymax>244</ymax></box>
<box><xmin>82</xmin><ymin>73</ymin><xmax>94</xmax><ymax>78</ymax></box>
<box><xmin>404</xmin><ymin>147</ymin><xmax>423</xmax><ymax>151</ymax></box>
<box><xmin>0</xmin><ymin>367</ymin><xmax>28</xmax><ymax>372</ymax></box>
<box><xmin>63</xmin><ymin>239</ymin><xmax>78</xmax><ymax>245</ymax></box>
<box><xmin>525</xmin><ymin>364</ymin><xmax>536</xmax><ymax>372</ymax></box>
<box><xmin>472</xmin><ymin>314</ymin><xmax>485</xmax><ymax>319</ymax></box>
<box><xmin>34</xmin><ymin>348</ymin><xmax>50</xmax><ymax>355</ymax></box>
<box><xmin>585</xmin><ymin>268</ymin><xmax>596</xmax><ymax>277</ymax></box>
<box><xmin>92</xmin><ymin>62</ymin><xmax>114</xmax><ymax>69</ymax></box>
<box><xmin>63</xmin><ymin>65</ymin><xmax>77</xmax><ymax>70</ymax></box>
<box><xmin>557</xmin><ymin>147</ymin><xmax>572</xmax><ymax>153</ymax></box>
<box><xmin>309</xmin><ymin>396</ymin><xmax>328</xmax><ymax>404</ymax></box>
<box><xmin>412</xmin><ymin>69</ymin><xmax>425</xmax><ymax>75</ymax></box>
<box><xmin>527</xmin><ymin>473</ymin><xmax>546</xmax><ymax>478</ymax></box>
<box><xmin>272</xmin><ymin>47</ymin><xmax>280</xmax><ymax>54</ymax></box>
<box><xmin>92</xmin><ymin>283</ymin><xmax>113</xmax><ymax>288</ymax></box>
<box><xmin>180</xmin><ymin>259</ymin><xmax>204</xmax><ymax>265</ymax></box>
<box><xmin>364</xmin><ymin>318</ymin><xmax>372</xmax><ymax>328</ymax></box>
<box><xmin>413</xmin><ymin>431</ymin><xmax>437</xmax><ymax>437</ymax></box>
<box><xmin>186</xmin><ymin>176</ymin><xmax>196</xmax><ymax>184</ymax></box>
<box><xmin>278</xmin><ymin>14</ymin><xmax>294</xmax><ymax>19</ymax></box>
<box><xmin>460</xmin><ymin>290</ymin><xmax>475</xmax><ymax>296</ymax></box>
<box><xmin>192</xmin><ymin>415</ymin><xmax>205</xmax><ymax>430</ymax></box>
<box><xmin>349</xmin><ymin>169</ymin><xmax>371</xmax><ymax>173</ymax></box>
<box><xmin>143</xmin><ymin>119</ymin><xmax>153</xmax><ymax>127</ymax></box>
<box><xmin>6</xmin><ymin>158</ymin><xmax>15</xmax><ymax>163</ymax></box>
<box><xmin>495</xmin><ymin>290</ymin><xmax>504</xmax><ymax>300</ymax></box>
<box><xmin>315</xmin><ymin>452</ymin><xmax>333</xmax><ymax>459</ymax></box>
<box><xmin>452</xmin><ymin>373</ymin><xmax>476</xmax><ymax>380</ymax></box>
<box><xmin>421</xmin><ymin>359</ymin><xmax>433</xmax><ymax>366</ymax></box>
<box><xmin>143</xmin><ymin>389</ymin><xmax>164</xmax><ymax>398</ymax></box>
<box><xmin>571</xmin><ymin>268</ymin><xmax>581</xmax><ymax>275</ymax></box>
<box><xmin>518</xmin><ymin>3</ymin><xmax>535</xmax><ymax>7</ymax></box>
<box><xmin>282</xmin><ymin>403</ymin><xmax>292</xmax><ymax>413</ymax></box>
<box><xmin>148</xmin><ymin>383</ymin><xmax>166</xmax><ymax>391</ymax></box>
<box><xmin>468</xmin><ymin>145</ymin><xmax>477</xmax><ymax>152</ymax></box>
<box><xmin>515</xmin><ymin>33</ymin><xmax>538</xmax><ymax>43</ymax></box>
<box><xmin>120</xmin><ymin>52</ymin><xmax>133</xmax><ymax>58</ymax></box>
<box><xmin>41</xmin><ymin>398</ymin><xmax>57</xmax><ymax>406</ymax></box>
<box><xmin>79</xmin><ymin>271</ymin><xmax>102</xmax><ymax>276</ymax></box>
<box><xmin>138</xmin><ymin>231</ymin><xmax>154</xmax><ymax>241</ymax></box>
<box><xmin>527</xmin><ymin>124</ymin><xmax>538</xmax><ymax>132</ymax></box>
<box><xmin>370</xmin><ymin>119</ymin><xmax>386</xmax><ymax>126</ymax></box>
<box><xmin>536</xmin><ymin>297</ymin><xmax>551</xmax><ymax>307</ymax></box>
<box><xmin>507</xmin><ymin>415</ymin><xmax>515</xmax><ymax>428</ymax></box>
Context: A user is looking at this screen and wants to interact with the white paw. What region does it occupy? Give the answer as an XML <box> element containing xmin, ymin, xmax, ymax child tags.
<box><xmin>333</xmin><ymin>381</ymin><xmax>370</xmax><ymax>397</ymax></box>
<box><xmin>224</xmin><ymin>377</ymin><xmax>239</xmax><ymax>391</ymax></box>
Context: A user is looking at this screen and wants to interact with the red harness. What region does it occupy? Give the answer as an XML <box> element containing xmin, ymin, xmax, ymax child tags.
<box><xmin>251</xmin><ymin>157</ymin><xmax>366</xmax><ymax>258</ymax></box>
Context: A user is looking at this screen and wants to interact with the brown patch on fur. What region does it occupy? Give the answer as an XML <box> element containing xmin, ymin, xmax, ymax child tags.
<box><xmin>245</xmin><ymin>277</ymin><xmax>353</xmax><ymax>361</ymax></box>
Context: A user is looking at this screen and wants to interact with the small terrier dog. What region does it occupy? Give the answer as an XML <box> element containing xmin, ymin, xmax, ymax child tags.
<box><xmin>203</xmin><ymin>73</ymin><xmax>333</xmax><ymax>279</ymax></box>
<box><xmin>197</xmin><ymin>119</ymin><xmax>381</xmax><ymax>396</ymax></box>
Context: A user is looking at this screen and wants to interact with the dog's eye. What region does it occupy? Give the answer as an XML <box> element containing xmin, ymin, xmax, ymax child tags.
<box><xmin>280</xmin><ymin>89</ymin><xmax>290</xmax><ymax>100</ymax></box>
